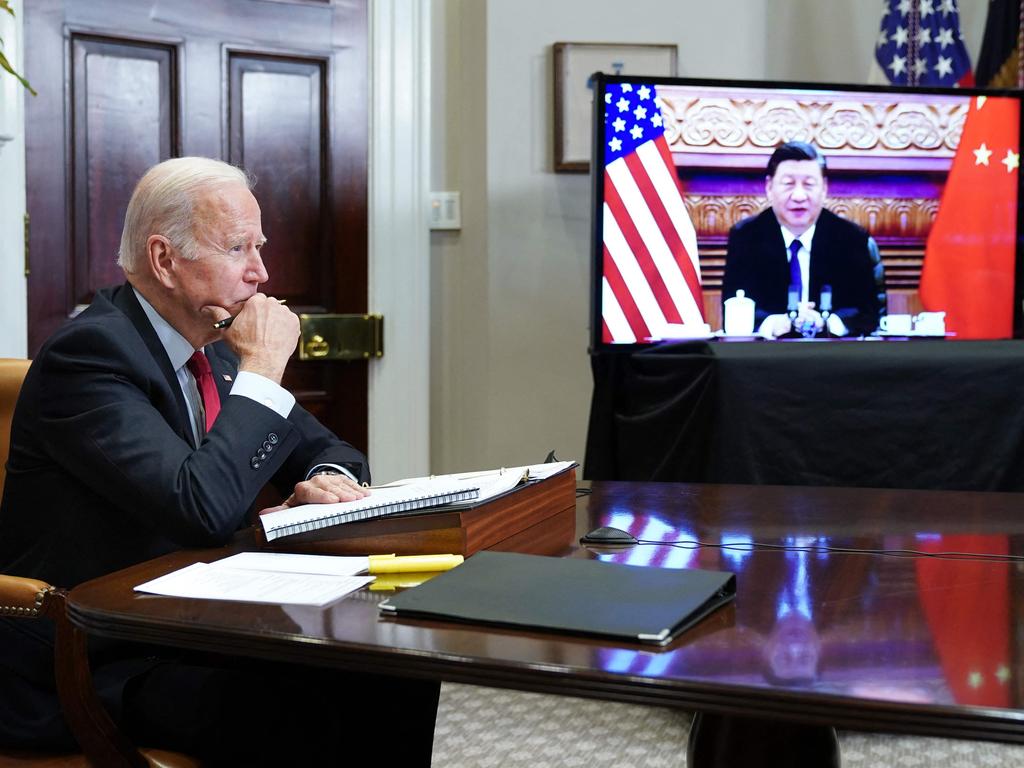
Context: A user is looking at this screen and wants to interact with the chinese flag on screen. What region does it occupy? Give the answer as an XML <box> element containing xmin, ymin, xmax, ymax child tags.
<box><xmin>919</xmin><ymin>96</ymin><xmax>1020</xmax><ymax>339</ymax></box>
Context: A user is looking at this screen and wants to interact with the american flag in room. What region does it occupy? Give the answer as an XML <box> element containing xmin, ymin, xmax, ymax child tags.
<box><xmin>600</xmin><ymin>81</ymin><xmax>704</xmax><ymax>344</ymax></box>
<box><xmin>875</xmin><ymin>0</ymin><xmax>974</xmax><ymax>87</ymax></box>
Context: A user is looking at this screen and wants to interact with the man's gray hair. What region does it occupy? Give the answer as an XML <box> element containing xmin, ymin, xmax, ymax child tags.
<box><xmin>117</xmin><ymin>157</ymin><xmax>253</xmax><ymax>273</ymax></box>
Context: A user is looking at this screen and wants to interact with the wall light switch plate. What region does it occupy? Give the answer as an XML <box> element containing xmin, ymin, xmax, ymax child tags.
<box><xmin>430</xmin><ymin>191</ymin><xmax>461</xmax><ymax>230</ymax></box>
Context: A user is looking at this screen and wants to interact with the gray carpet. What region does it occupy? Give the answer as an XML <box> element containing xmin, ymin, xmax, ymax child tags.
<box><xmin>432</xmin><ymin>683</ymin><xmax>1024</xmax><ymax>767</ymax></box>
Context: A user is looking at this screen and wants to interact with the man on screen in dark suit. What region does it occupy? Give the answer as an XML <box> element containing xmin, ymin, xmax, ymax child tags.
<box><xmin>721</xmin><ymin>142</ymin><xmax>880</xmax><ymax>338</ymax></box>
<box><xmin>0</xmin><ymin>157</ymin><xmax>439</xmax><ymax>764</ymax></box>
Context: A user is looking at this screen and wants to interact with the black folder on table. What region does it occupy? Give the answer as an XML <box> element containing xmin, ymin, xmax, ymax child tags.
<box><xmin>377</xmin><ymin>551</ymin><xmax>735</xmax><ymax>646</ymax></box>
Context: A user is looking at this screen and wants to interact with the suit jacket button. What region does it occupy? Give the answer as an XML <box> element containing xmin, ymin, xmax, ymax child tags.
<box><xmin>263</xmin><ymin>440</ymin><xmax>274</xmax><ymax>452</ymax></box>
<box><xmin>267</xmin><ymin>433</ymin><xmax>279</xmax><ymax>445</ymax></box>
<box><xmin>257</xmin><ymin>449</ymin><xmax>267</xmax><ymax>460</ymax></box>
<box><xmin>250</xmin><ymin>457</ymin><xmax>261</xmax><ymax>470</ymax></box>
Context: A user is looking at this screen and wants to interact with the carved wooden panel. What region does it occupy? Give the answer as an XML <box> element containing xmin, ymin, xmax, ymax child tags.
<box><xmin>227</xmin><ymin>53</ymin><xmax>329</xmax><ymax>312</ymax></box>
<box><xmin>71</xmin><ymin>35</ymin><xmax>177</xmax><ymax>309</ymax></box>
<box><xmin>697</xmin><ymin>240</ymin><xmax>923</xmax><ymax>292</ymax></box>
<box><xmin>659</xmin><ymin>86</ymin><xmax>968</xmax><ymax>162</ymax></box>
<box><xmin>686</xmin><ymin>195</ymin><xmax>940</xmax><ymax>242</ymax></box>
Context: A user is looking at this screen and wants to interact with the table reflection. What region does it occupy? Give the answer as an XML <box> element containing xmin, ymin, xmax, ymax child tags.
<box><xmin>915</xmin><ymin>534</ymin><xmax>1011</xmax><ymax>708</ymax></box>
<box><xmin>591</xmin><ymin>509</ymin><xmax>1014</xmax><ymax>708</ymax></box>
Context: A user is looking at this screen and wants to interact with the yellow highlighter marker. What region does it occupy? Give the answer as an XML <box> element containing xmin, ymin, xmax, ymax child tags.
<box><xmin>368</xmin><ymin>572</ymin><xmax>440</xmax><ymax>591</ymax></box>
<box><xmin>367</xmin><ymin>553</ymin><xmax>464</xmax><ymax>574</ymax></box>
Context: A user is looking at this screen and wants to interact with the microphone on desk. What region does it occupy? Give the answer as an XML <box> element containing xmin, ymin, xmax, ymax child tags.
<box><xmin>781</xmin><ymin>285</ymin><xmax>802</xmax><ymax>338</ymax></box>
<box><xmin>819</xmin><ymin>284</ymin><xmax>833</xmax><ymax>337</ymax></box>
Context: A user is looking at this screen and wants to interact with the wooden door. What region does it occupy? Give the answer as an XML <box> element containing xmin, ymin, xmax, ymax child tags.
<box><xmin>24</xmin><ymin>0</ymin><xmax>368</xmax><ymax>450</ymax></box>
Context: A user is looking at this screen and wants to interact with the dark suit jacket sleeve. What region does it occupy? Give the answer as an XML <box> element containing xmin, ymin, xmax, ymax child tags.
<box><xmin>813</xmin><ymin>211</ymin><xmax>880</xmax><ymax>336</ymax></box>
<box><xmin>270</xmin><ymin>402</ymin><xmax>370</xmax><ymax>488</ymax></box>
<box><xmin>722</xmin><ymin>214</ymin><xmax>781</xmax><ymax>325</ymax></box>
<box><xmin>34</xmin><ymin>326</ymin><xmax>364</xmax><ymax>548</ymax></box>
<box><xmin>206</xmin><ymin>343</ymin><xmax>369</xmax><ymax>490</ymax></box>
<box><xmin>721</xmin><ymin>225</ymin><xmax>743</xmax><ymax>315</ymax></box>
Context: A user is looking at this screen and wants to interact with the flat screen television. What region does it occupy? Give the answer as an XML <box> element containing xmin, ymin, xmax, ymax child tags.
<box><xmin>589</xmin><ymin>75</ymin><xmax>1024</xmax><ymax>350</ymax></box>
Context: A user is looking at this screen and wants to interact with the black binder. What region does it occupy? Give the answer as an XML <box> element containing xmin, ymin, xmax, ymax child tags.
<box><xmin>378</xmin><ymin>551</ymin><xmax>735</xmax><ymax>646</ymax></box>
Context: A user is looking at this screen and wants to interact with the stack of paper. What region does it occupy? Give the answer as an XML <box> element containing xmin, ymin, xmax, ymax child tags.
<box><xmin>134</xmin><ymin>552</ymin><xmax>373</xmax><ymax>607</ymax></box>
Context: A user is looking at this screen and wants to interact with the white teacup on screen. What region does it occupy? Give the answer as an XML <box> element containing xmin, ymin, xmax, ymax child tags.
<box><xmin>880</xmin><ymin>314</ymin><xmax>912</xmax><ymax>334</ymax></box>
<box><xmin>914</xmin><ymin>311</ymin><xmax>946</xmax><ymax>335</ymax></box>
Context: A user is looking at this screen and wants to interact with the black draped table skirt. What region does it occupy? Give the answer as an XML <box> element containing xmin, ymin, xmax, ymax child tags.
<box><xmin>585</xmin><ymin>339</ymin><xmax>1024</xmax><ymax>491</ymax></box>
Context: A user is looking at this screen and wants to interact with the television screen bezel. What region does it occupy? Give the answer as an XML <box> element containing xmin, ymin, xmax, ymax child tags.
<box><xmin>588</xmin><ymin>73</ymin><xmax>1024</xmax><ymax>353</ymax></box>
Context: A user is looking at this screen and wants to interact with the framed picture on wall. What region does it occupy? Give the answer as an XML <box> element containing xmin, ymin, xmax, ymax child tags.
<box><xmin>553</xmin><ymin>42</ymin><xmax>678</xmax><ymax>173</ymax></box>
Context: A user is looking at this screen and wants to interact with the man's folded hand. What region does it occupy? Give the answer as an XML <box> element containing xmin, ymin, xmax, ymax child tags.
<box><xmin>284</xmin><ymin>474</ymin><xmax>371</xmax><ymax>506</ymax></box>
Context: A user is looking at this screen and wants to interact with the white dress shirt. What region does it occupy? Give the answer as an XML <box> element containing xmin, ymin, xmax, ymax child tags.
<box><xmin>776</xmin><ymin>224</ymin><xmax>848</xmax><ymax>337</ymax></box>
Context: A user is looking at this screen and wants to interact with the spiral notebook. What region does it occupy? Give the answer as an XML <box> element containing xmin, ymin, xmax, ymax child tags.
<box><xmin>260</xmin><ymin>480</ymin><xmax>480</xmax><ymax>542</ymax></box>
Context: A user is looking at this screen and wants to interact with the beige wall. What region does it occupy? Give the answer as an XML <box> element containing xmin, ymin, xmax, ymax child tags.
<box><xmin>429</xmin><ymin>0</ymin><xmax>770</xmax><ymax>473</ymax></box>
<box><xmin>427</xmin><ymin>0</ymin><xmax>992</xmax><ymax>474</ymax></box>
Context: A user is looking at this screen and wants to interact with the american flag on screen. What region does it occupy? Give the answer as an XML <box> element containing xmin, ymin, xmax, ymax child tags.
<box><xmin>875</xmin><ymin>0</ymin><xmax>974</xmax><ymax>87</ymax></box>
<box><xmin>601</xmin><ymin>82</ymin><xmax>704</xmax><ymax>344</ymax></box>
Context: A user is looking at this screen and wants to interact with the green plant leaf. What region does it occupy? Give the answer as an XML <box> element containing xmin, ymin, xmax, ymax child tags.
<box><xmin>0</xmin><ymin>48</ymin><xmax>35</xmax><ymax>96</ymax></box>
<box><xmin>0</xmin><ymin>1</ymin><xmax>35</xmax><ymax>95</ymax></box>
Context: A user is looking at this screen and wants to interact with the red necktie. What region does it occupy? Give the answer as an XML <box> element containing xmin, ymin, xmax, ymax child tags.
<box><xmin>186</xmin><ymin>350</ymin><xmax>221</xmax><ymax>433</ymax></box>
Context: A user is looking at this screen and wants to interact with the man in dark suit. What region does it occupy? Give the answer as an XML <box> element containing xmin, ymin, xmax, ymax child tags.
<box><xmin>0</xmin><ymin>157</ymin><xmax>438</xmax><ymax>764</ymax></box>
<box><xmin>721</xmin><ymin>142</ymin><xmax>880</xmax><ymax>338</ymax></box>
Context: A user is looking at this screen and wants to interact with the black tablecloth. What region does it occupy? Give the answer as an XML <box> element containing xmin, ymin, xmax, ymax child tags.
<box><xmin>585</xmin><ymin>339</ymin><xmax>1024</xmax><ymax>491</ymax></box>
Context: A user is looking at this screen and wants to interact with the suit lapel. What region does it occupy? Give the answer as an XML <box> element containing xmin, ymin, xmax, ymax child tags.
<box><xmin>204</xmin><ymin>343</ymin><xmax>238</xmax><ymax>404</ymax></box>
<box><xmin>809</xmin><ymin>210</ymin><xmax>836</xmax><ymax>300</ymax></box>
<box><xmin>763</xmin><ymin>211</ymin><xmax>790</xmax><ymax>292</ymax></box>
<box><xmin>109</xmin><ymin>283</ymin><xmax>198</xmax><ymax>449</ymax></box>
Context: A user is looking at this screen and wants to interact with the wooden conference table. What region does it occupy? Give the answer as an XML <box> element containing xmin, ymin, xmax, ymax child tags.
<box><xmin>68</xmin><ymin>482</ymin><xmax>1024</xmax><ymax>766</ymax></box>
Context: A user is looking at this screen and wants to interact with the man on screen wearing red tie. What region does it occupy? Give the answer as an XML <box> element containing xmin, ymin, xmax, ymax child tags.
<box><xmin>722</xmin><ymin>142</ymin><xmax>881</xmax><ymax>339</ymax></box>
<box><xmin>0</xmin><ymin>157</ymin><xmax>439</xmax><ymax>764</ymax></box>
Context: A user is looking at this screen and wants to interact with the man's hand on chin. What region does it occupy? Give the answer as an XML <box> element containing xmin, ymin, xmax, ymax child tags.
<box><xmin>217</xmin><ymin>294</ymin><xmax>300</xmax><ymax>384</ymax></box>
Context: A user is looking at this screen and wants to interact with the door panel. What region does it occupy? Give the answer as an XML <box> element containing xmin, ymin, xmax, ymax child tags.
<box><xmin>228</xmin><ymin>53</ymin><xmax>329</xmax><ymax>310</ymax></box>
<box><xmin>72</xmin><ymin>35</ymin><xmax>178</xmax><ymax>308</ymax></box>
<box><xmin>26</xmin><ymin>0</ymin><xmax>369</xmax><ymax>453</ymax></box>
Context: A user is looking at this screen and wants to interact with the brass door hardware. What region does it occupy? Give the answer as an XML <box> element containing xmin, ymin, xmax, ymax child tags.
<box><xmin>298</xmin><ymin>313</ymin><xmax>384</xmax><ymax>361</ymax></box>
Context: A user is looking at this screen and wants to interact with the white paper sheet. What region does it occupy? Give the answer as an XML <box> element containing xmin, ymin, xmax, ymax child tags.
<box><xmin>214</xmin><ymin>551</ymin><xmax>369</xmax><ymax>576</ymax></box>
<box><xmin>382</xmin><ymin>460</ymin><xmax>577</xmax><ymax>500</ymax></box>
<box><xmin>134</xmin><ymin>559</ymin><xmax>373</xmax><ymax>607</ymax></box>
